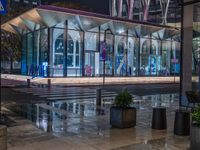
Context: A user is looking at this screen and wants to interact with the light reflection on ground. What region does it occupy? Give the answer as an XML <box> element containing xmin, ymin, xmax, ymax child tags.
<box><xmin>2</xmin><ymin>83</ymin><xmax>189</xmax><ymax>150</ymax></box>
<box><xmin>13</xmin><ymin>93</ymin><xmax>179</xmax><ymax>135</ymax></box>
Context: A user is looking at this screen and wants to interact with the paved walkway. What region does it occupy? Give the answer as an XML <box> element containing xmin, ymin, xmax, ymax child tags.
<box><xmin>1</xmin><ymin>74</ymin><xmax>180</xmax><ymax>86</ymax></box>
<box><xmin>1</xmin><ymin>78</ymin><xmax>190</xmax><ymax>150</ymax></box>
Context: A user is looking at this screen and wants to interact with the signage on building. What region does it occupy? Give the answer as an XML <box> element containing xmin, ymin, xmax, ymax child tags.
<box><xmin>0</xmin><ymin>0</ymin><xmax>6</xmax><ymax>15</ymax></box>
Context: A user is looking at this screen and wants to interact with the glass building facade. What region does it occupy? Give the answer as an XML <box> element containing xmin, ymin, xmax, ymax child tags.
<box><xmin>1</xmin><ymin>5</ymin><xmax>180</xmax><ymax>78</ymax></box>
<box><xmin>21</xmin><ymin>23</ymin><xmax>180</xmax><ymax>77</ymax></box>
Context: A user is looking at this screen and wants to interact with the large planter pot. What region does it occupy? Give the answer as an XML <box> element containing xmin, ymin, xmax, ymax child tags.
<box><xmin>174</xmin><ymin>110</ymin><xmax>190</xmax><ymax>136</ymax></box>
<box><xmin>110</xmin><ymin>106</ymin><xmax>136</xmax><ymax>128</ymax></box>
<box><xmin>190</xmin><ymin>125</ymin><xmax>200</xmax><ymax>150</ymax></box>
<box><xmin>152</xmin><ymin>107</ymin><xmax>167</xmax><ymax>130</ymax></box>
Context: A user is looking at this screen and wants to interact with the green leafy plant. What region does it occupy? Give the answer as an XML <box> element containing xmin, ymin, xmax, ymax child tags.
<box><xmin>192</xmin><ymin>105</ymin><xmax>200</xmax><ymax>126</ymax></box>
<box><xmin>114</xmin><ymin>90</ymin><xmax>132</xmax><ymax>108</ymax></box>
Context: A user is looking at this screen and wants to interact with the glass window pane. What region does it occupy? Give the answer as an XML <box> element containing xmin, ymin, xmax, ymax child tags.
<box><xmin>68</xmin><ymin>39</ymin><xmax>74</xmax><ymax>54</ymax></box>
<box><xmin>115</xmin><ymin>35</ymin><xmax>127</xmax><ymax>76</ymax></box>
<box><xmin>21</xmin><ymin>35</ymin><xmax>27</xmax><ymax>75</ymax></box>
<box><xmin>67</xmin><ymin>55</ymin><xmax>73</xmax><ymax>67</ymax></box>
<box><xmin>67</xmin><ymin>30</ymin><xmax>83</xmax><ymax>76</ymax></box>
<box><xmin>85</xmin><ymin>32</ymin><xmax>98</xmax><ymax>51</ymax></box>
<box><xmin>140</xmin><ymin>38</ymin><xmax>150</xmax><ymax>76</ymax></box>
<box><xmin>39</xmin><ymin>29</ymin><xmax>48</xmax><ymax>77</ymax></box>
<box><xmin>27</xmin><ymin>33</ymin><xmax>33</xmax><ymax>76</ymax></box>
<box><xmin>76</xmin><ymin>41</ymin><xmax>79</xmax><ymax>54</ymax></box>
<box><xmin>76</xmin><ymin>55</ymin><xmax>79</xmax><ymax>67</ymax></box>
<box><xmin>52</xmin><ymin>28</ymin><xmax>64</xmax><ymax>77</ymax></box>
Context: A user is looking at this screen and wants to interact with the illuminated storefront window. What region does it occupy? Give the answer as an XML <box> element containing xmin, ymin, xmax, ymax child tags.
<box><xmin>16</xmin><ymin>6</ymin><xmax>180</xmax><ymax>78</ymax></box>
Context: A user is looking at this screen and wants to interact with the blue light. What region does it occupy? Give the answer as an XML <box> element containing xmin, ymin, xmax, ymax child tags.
<box><xmin>0</xmin><ymin>0</ymin><xmax>7</xmax><ymax>15</ymax></box>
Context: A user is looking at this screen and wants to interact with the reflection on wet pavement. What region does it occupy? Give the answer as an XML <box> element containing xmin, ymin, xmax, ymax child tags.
<box><xmin>11</xmin><ymin>91</ymin><xmax>179</xmax><ymax>136</ymax></box>
<box><xmin>114</xmin><ymin>137</ymin><xmax>190</xmax><ymax>150</ymax></box>
<box><xmin>2</xmin><ymin>84</ymin><xmax>189</xmax><ymax>150</ymax></box>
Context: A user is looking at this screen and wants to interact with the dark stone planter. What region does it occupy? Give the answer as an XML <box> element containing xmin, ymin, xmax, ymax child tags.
<box><xmin>110</xmin><ymin>107</ymin><xmax>136</xmax><ymax>129</ymax></box>
<box><xmin>190</xmin><ymin>125</ymin><xmax>200</xmax><ymax>150</ymax></box>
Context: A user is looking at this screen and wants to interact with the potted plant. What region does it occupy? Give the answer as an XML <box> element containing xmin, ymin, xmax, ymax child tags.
<box><xmin>191</xmin><ymin>105</ymin><xmax>200</xmax><ymax>150</ymax></box>
<box><xmin>110</xmin><ymin>90</ymin><xmax>136</xmax><ymax>128</ymax></box>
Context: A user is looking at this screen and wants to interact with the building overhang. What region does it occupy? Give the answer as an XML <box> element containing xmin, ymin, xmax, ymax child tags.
<box><xmin>1</xmin><ymin>5</ymin><xmax>180</xmax><ymax>39</ymax></box>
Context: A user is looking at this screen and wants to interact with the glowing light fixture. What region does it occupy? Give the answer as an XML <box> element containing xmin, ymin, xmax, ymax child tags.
<box><xmin>117</xmin><ymin>28</ymin><xmax>125</xmax><ymax>34</ymax></box>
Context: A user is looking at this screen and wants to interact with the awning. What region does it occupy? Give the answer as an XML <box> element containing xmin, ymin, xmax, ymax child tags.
<box><xmin>1</xmin><ymin>5</ymin><xmax>180</xmax><ymax>39</ymax></box>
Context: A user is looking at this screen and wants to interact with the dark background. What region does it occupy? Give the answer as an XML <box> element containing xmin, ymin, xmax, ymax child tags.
<box><xmin>11</xmin><ymin>0</ymin><xmax>110</xmax><ymax>15</ymax></box>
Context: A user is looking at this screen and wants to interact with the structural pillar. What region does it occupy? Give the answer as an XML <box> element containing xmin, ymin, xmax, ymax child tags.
<box><xmin>126</xmin><ymin>30</ymin><xmax>128</xmax><ymax>76</ymax></box>
<box><xmin>111</xmin><ymin>0</ymin><xmax>116</xmax><ymax>17</ymax></box>
<box><xmin>32</xmin><ymin>31</ymin><xmax>35</xmax><ymax>68</ymax></box>
<box><xmin>26</xmin><ymin>34</ymin><xmax>28</xmax><ymax>75</ymax></box>
<box><xmin>112</xmin><ymin>35</ymin><xmax>115</xmax><ymax>76</ymax></box>
<box><xmin>180</xmin><ymin>1</ymin><xmax>194</xmax><ymax>106</ymax></box>
<box><xmin>64</xmin><ymin>21</ymin><xmax>68</xmax><ymax>77</ymax></box>
<box><xmin>143</xmin><ymin>0</ymin><xmax>150</xmax><ymax>21</ymax></box>
<box><xmin>128</xmin><ymin>0</ymin><xmax>135</xmax><ymax>20</ymax></box>
<box><xmin>82</xmin><ymin>31</ymin><xmax>85</xmax><ymax>77</ymax></box>
<box><xmin>118</xmin><ymin>0</ymin><xmax>123</xmax><ymax>17</ymax></box>
<box><xmin>47</xmin><ymin>28</ymin><xmax>53</xmax><ymax>77</ymax></box>
<box><xmin>137</xmin><ymin>38</ymin><xmax>141</xmax><ymax>76</ymax></box>
<box><xmin>47</xmin><ymin>28</ymin><xmax>50</xmax><ymax>77</ymax></box>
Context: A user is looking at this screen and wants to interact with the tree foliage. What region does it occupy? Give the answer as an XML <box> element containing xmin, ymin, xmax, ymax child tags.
<box><xmin>1</xmin><ymin>31</ymin><xmax>21</xmax><ymax>61</ymax></box>
<box><xmin>192</xmin><ymin>105</ymin><xmax>200</xmax><ymax>126</ymax></box>
<box><xmin>1</xmin><ymin>1</ymin><xmax>30</xmax><ymax>63</ymax></box>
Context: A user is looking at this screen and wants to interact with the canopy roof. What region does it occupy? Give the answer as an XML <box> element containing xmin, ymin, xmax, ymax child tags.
<box><xmin>1</xmin><ymin>5</ymin><xmax>179</xmax><ymax>39</ymax></box>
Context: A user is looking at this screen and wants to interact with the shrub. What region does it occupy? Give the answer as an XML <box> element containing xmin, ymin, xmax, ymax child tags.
<box><xmin>114</xmin><ymin>90</ymin><xmax>132</xmax><ymax>108</ymax></box>
<box><xmin>192</xmin><ymin>105</ymin><xmax>200</xmax><ymax>126</ymax></box>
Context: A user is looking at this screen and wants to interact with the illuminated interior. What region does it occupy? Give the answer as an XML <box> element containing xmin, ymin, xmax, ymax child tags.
<box><xmin>2</xmin><ymin>5</ymin><xmax>180</xmax><ymax>77</ymax></box>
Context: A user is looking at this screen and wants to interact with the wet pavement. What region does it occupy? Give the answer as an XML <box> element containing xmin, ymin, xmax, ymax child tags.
<box><xmin>1</xmin><ymin>80</ymin><xmax>190</xmax><ymax>150</ymax></box>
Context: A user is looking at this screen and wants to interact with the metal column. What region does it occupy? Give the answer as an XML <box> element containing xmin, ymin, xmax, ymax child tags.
<box><xmin>26</xmin><ymin>34</ymin><xmax>28</xmax><ymax>75</ymax></box>
<box><xmin>82</xmin><ymin>31</ymin><xmax>85</xmax><ymax>77</ymax></box>
<box><xmin>47</xmin><ymin>28</ymin><xmax>51</xmax><ymax>77</ymax></box>
<box><xmin>138</xmin><ymin>38</ymin><xmax>141</xmax><ymax>76</ymax></box>
<box><xmin>126</xmin><ymin>30</ymin><xmax>128</xmax><ymax>76</ymax></box>
<box><xmin>63</xmin><ymin>21</ymin><xmax>68</xmax><ymax>77</ymax></box>
<box><xmin>32</xmin><ymin>32</ymin><xmax>35</xmax><ymax>69</ymax></box>
<box><xmin>112</xmin><ymin>35</ymin><xmax>115</xmax><ymax>76</ymax></box>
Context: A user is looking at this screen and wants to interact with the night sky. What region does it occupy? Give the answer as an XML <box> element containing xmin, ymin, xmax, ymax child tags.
<box><xmin>66</xmin><ymin>0</ymin><xmax>110</xmax><ymax>14</ymax></box>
